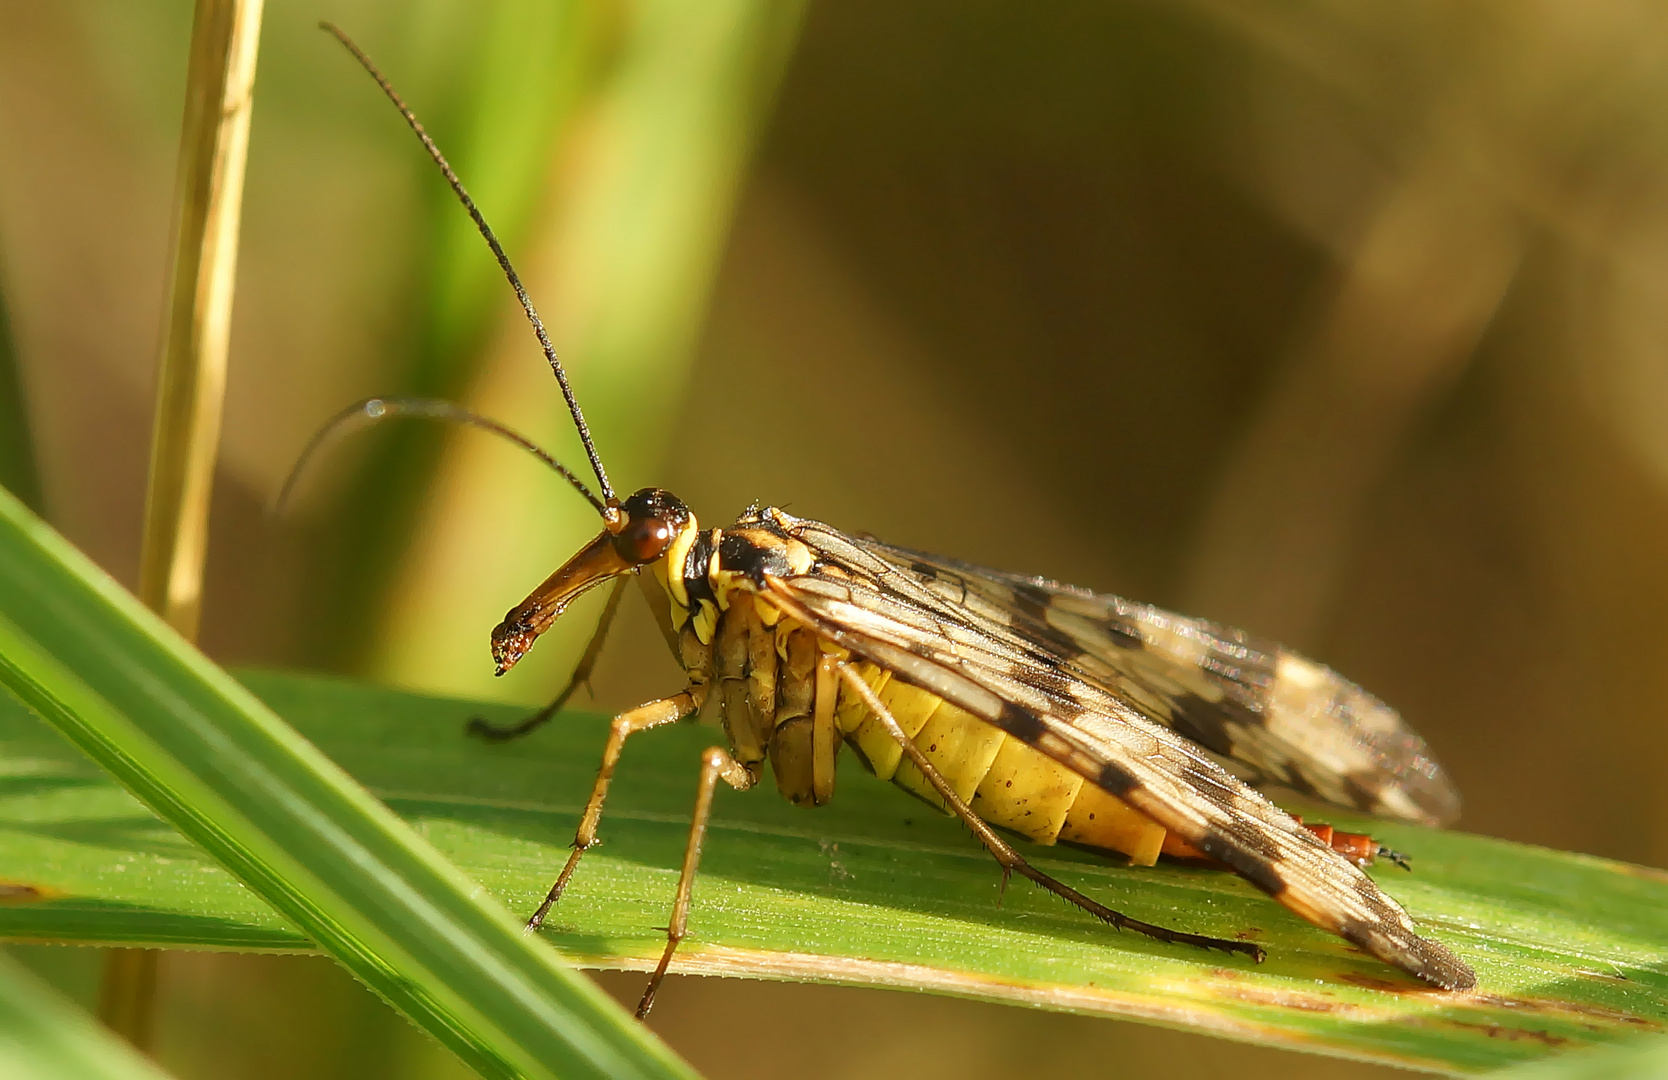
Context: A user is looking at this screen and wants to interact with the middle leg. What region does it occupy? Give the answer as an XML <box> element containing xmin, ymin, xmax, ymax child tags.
<box><xmin>634</xmin><ymin>744</ymin><xmax>756</xmax><ymax>1019</ymax></box>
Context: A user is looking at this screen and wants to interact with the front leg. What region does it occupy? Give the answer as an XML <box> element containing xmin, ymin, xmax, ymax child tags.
<box><xmin>526</xmin><ymin>688</ymin><xmax>702</xmax><ymax>931</ymax></box>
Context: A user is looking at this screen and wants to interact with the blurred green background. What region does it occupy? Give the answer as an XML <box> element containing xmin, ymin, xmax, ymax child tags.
<box><xmin>5</xmin><ymin>0</ymin><xmax>1668</xmax><ymax>1077</ymax></box>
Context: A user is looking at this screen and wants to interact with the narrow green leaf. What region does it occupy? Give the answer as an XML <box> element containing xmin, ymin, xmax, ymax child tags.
<box><xmin>404</xmin><ymin>0</ymin><xmax>603</xmax><ymax>388</ymax></box>
<box><xmin>0</xmin><ymin>487</ymin><xmax>696</xmax><ymax>1080</ymax></box>
<box><xmin>0</xmin><ymin>951</ymin><xmax>177</xmax><ymax>1080</ymax></box>
<box><xmin>5</xmin><ymin>661</ymin><xmax>1667</xmax><ymax>1074</ymax></box>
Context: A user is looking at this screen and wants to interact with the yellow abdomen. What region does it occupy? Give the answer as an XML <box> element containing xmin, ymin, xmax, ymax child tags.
<box><xmin>833</xmin><ymin>659</ymin><xmax>1172</xmax><ymax>866</ymax></box>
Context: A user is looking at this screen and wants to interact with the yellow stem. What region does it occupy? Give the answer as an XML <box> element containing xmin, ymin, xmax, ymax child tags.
<box><xmin>136</xmin><ymin>0</ymin><xmax>264</xmax><ymax>638</ymax></box>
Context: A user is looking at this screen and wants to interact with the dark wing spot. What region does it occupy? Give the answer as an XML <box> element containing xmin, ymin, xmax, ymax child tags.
<box><xmin>1098</xmin><ymin>617</ymin><xmax>1144</xmax><ymax>650</ymax></box>
<box><xmin>1171</xmin><ymin>692</ymin><xmax>1262</xmax><ymax>758</ymax></box>
<box><xmin>995</xmin><ymin>701</ymin><xmax>1046</xmax><ymax>743</ymax></box>
<box><xmin>1097</xmin><ymin>762</ymin><xmax>1139</xmax><ymax>797</ymax></box>
<box><xmin>1011</xmin><ymin>583</ymin><xmax>1054</xmax><ymax>623</ymax></box>
<box><xmin>1195</xmin><ymin>837</ymin><xmax>1289</xmax><ymax>896</ymax></box>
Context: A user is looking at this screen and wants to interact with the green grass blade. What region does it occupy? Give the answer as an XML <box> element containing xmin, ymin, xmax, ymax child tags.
<box><xmin>0</xmin><ymin>951</ymin><xmax>178</xmax><ymax>1080</ymax></box>
<box><xmin>0</xmin><ymin>488</ymin><xmax>696</xmax><ymax>1080</ymax></box>
<box><xmin>5</xmin><ymin>663</ymin><xmax>1667</xmax><ymax>1074</ymax></box>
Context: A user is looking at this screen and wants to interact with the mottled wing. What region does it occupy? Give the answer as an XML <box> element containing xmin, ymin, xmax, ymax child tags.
<box><xmin>855</xmin><ymin>541</ymin><xmax>1460</xmax><ymax>827</ymax></box>
<box><xmin>758</xmin><ymin>510</ymin><xmax>1473</xmax><ymax>990</ymax></box>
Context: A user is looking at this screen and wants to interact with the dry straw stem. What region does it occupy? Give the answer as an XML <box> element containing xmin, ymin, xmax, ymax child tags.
<box><xmin>137</xmin><ymin>0</ymin><xmax>264</xmax><ymax>641</ymax></box>
<box><xmin>93</xmin><ymin>950</ymin><xmax>160</xmax><ymax>1057</ymax></box>
<box><xmin>116</xmin><ymin>0</ymin><xmax>265</xmax><ymax>1048</ymax></box>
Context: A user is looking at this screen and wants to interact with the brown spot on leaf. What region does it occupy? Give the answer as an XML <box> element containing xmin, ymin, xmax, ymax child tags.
<box><xmin>1466</xmin><ymin>993</ymin><xmax>1661</xmax><ymax>1029</ymax></box>
<box><xmin>0</xmin><ymin>882</ymin><xmax>59</xmax><ymax>904</ymax></box>
<box><xmin>1445</xmin><ymin>1021</ymin><xmax>1568</xmax><ymax>1048</ymax></box>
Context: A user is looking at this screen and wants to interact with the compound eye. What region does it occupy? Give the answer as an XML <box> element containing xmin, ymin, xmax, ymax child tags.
<box><xmin>614</xmin><ymin>514</ymin><xmax>675</xmax><ymax>564</ymax></box>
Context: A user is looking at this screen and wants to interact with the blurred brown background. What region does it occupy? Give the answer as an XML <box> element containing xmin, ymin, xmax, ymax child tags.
<box><xmin>5</xmin><ymin>1</ymin><xmax>1668</xmax><ymax>1077</ymax></box>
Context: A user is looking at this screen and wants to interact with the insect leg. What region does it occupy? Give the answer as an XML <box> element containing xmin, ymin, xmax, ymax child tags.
<box><xmin>469</xmin><ymin>576</ymin><xmax>631</xmax><ymax>742</ymax></box>
<box><xmin>836</xmin><ymin>666</ymin><xmax>1264</xmax><ymax>964</ymax></box>
<box><xmin>526</xmin><ymin>686</ymin><xmax>701</xmax><ymax>932</ymax></box>
<box><xmin>635</xmin><ymin>744</ymin><xmax>756</xmax><ymax>1019</ymax></box>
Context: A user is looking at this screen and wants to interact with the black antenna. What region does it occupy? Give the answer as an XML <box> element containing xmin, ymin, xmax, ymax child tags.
<box><xmin>320</xmin><ymin>22</ymin><xmax>617</xmax><ymax>507</ymax></box>
<box><xmin>276</xmin><ymin>397</ymin><xmax>606</xmax><ymax>518</ymax></box>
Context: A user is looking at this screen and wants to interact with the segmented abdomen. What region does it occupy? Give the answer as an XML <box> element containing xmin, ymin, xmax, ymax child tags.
<box><xmin>830</xmin><ymin>656</ymin><xmax>1175</xmax><ymax>864</ymax></box>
